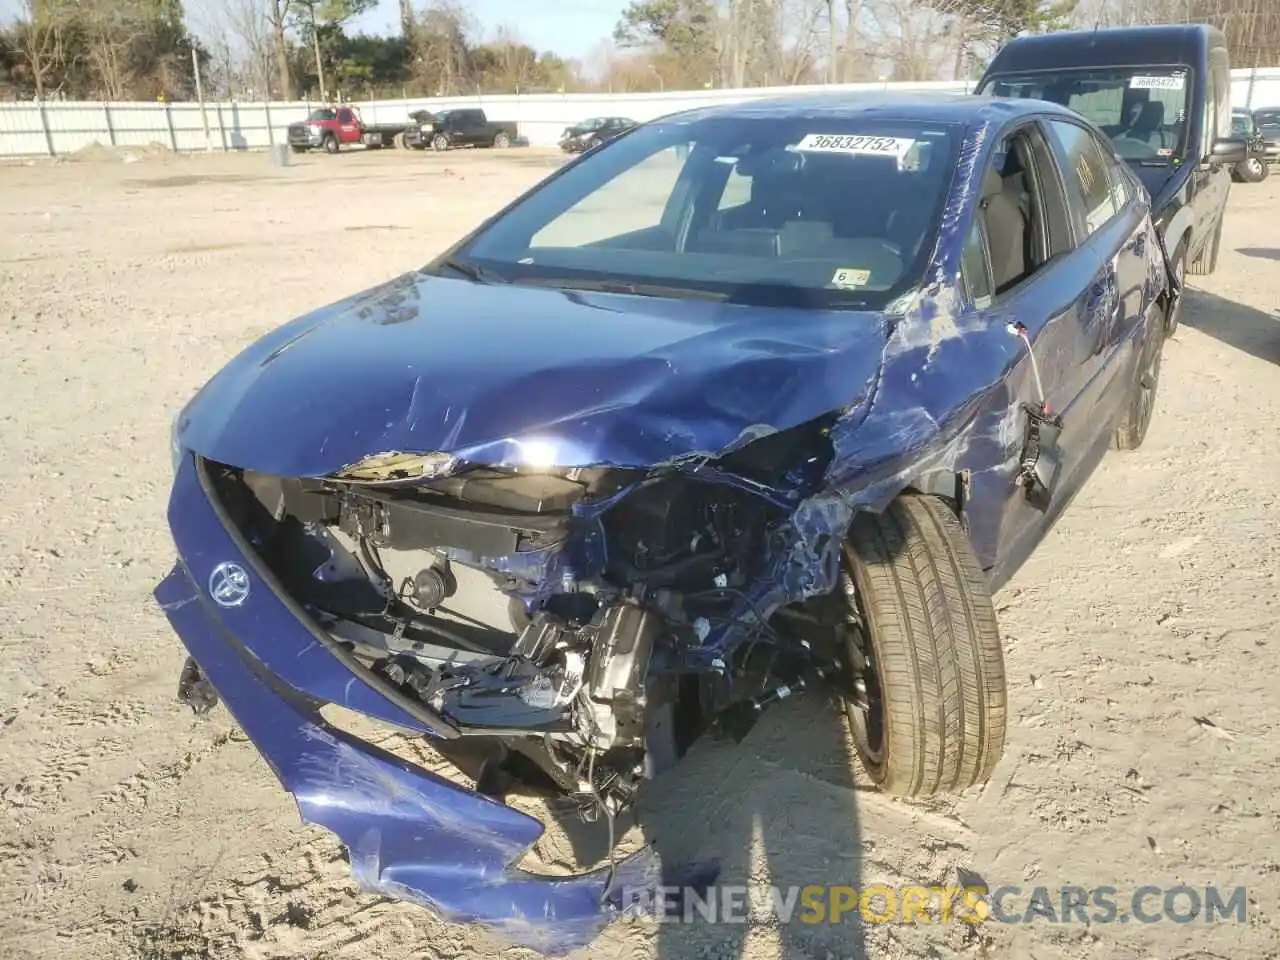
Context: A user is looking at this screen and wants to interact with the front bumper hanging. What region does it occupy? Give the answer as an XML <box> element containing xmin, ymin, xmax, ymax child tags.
<box><xmin>154</xmin><ymin>456</ymin><xmax>716</xmax><ymax>954</ymax></box>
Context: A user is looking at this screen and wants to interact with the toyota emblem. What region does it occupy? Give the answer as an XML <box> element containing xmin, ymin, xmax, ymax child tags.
<box><xmin>208</xmin><ymin>561</ymin><xmax>251</xmax><ymax>608</ymax></box>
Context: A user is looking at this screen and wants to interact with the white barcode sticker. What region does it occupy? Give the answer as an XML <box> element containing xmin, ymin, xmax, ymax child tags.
<box><xmin>794</xmin><ymin>133</ymin><xmax>916</xmax><ymax>158</ymax></box>
<box><xmin>1130</xmin><ymin>74</ymin><xmax>1185</xmax><ymax>90</ymax></box>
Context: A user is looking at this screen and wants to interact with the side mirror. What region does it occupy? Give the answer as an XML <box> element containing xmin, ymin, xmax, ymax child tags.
<box><xmin>1209</xmin><ymin>136</ymin><xmax>1249</xmax><ymax>165</ymax></box>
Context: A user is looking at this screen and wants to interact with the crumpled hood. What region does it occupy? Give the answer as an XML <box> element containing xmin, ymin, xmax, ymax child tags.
<box><xmin>176</xmin><ymin>272</ymin><xmax>889</xmax><ymax>478</ymax></box>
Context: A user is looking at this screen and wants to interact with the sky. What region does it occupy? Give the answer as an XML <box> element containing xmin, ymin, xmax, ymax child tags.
<box><xmin>350</xmin><ymin>0</ymin><xmax>630</xmax><ymax>58</ymax></box>
<box><xmin>0</xmin><ymin>0</ymin><xmax>629</xmax><ymax>59</ymax></box>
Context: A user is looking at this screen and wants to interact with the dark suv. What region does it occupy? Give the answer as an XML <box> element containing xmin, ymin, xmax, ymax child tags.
<box><xmin>1231</xmin><ymin>108</ymin><xmax>1270</xmax><ymax>182</ymax></box>
<box><xmin>559</xmin><ymin>117</ymin><xmax>638</xmax><ymax>154</ymax></box>
<box><xmin>976</xmin><ymin>24</ymin><xmax>1249</xmax><ymax>336</ymax></box>
<box><xmin>1253</xmin><ymin>107</ymin><xmax>1280</xmax><ymax>168</ymax></box>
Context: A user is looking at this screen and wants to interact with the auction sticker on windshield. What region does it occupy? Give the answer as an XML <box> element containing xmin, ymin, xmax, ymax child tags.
<box><xmin>1130</xmin><ymin>74</ymin><xmax>1185</xmax><ymax>90</ymax></box>
<box><xmin>794</xmin><ymin>134</ymin><xmax>916</xmax><ymax>159</ymax></box>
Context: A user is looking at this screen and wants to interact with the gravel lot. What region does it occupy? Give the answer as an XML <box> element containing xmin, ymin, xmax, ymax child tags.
<box><xmin>1</xmin><ymin>144</ymin><xmax>1278</xmax><ymax>960</ymax></box>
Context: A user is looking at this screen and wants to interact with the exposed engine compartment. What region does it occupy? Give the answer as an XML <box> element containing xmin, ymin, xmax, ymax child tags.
<box><xmin>205</xmin><ymin>426</ymin><xmax>849</xmax><ymax>818</ymax></box>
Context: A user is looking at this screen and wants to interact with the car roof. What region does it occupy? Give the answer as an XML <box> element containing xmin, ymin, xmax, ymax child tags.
<box><xmin>983</xmin><ymin>24</ymin><xmax>1222</xmax><ymax>74</ymax></box>
<box><xmin>653</xmin><ymin>90</ymin><xmax>1072</xmax><ymax>127</ymax></box>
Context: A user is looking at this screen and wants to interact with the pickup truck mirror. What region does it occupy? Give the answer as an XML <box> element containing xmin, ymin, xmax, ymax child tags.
<box><xmin>1209</xmin><ymin>136</ymin><xmax>1249</xmax><ymax>165</ymax></box>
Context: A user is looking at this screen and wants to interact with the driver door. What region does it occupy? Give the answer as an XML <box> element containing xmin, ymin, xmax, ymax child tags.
<box><xmin>337</xmin><ymin>108</ymin><xmax>359</xmax><ymax>144</ymax></box>
<box><xmin>957</xmin><ymin>121</ymin><xmax>1120</xmax><ymax>587</ymax></box>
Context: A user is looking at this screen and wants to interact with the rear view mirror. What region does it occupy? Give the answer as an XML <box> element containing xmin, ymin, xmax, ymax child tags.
<box><xmin>1209</xmin><ymin>136</ymin><xmax>1249</xmax><ymax>165</ymax></box>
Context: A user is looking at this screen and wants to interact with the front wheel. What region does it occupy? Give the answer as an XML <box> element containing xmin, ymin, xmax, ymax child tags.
<box><xmin>431</xmin><ymin>133</ymin><xmax>449</xmax><ymax>152</ymax></box>
<box><xmin>1238</xmin><ymin>157</ymin><xmax>1269</xmax><ymax>183</ymax></box>
<box><xmin>322</xmin><ymin>134</ymin><xmax>339</xmax><ymax>155</ymax></box>
<box><xmin>840</xmin><ymin>494</ymin><xmax>1007</xmax><ymax>797</ymax></box>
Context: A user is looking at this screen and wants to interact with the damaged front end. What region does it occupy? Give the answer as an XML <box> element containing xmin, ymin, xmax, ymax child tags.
<box><xmin>159</xmin><ymin>411</ymin><xmax>874</xmax><ymax>951</ymax></box>
<box><xmin>208</xmin><ymin>414</ymin><xmax>855</xmax><ymax>809</ymax></box>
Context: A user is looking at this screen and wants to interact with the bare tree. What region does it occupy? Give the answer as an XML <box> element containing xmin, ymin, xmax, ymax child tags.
<box><xmin>410</xmin><ymin>0</ymin><xmax>474</xmax><ymax>95</ymax></box>
<box><xmin>863</xmin><ymin>0</ymin><xmax>953</xmax><ymax>80</ymax></box>
<box><xmin>16</xmin><ymin>0</ymin><xmax>66</xmax><ymax>98</ymax></box>
<box><xmin>267</xmin><ymin>0</ymin><xmax>294</xmax><ymax>99</ymax></box>
<box><xmin>226</xmin><ymin>0</ymin><xmax>280</xmax><ymax>96</ymax></box>
<box><xmin>80</xmin><ymin>0</ymin><xmax>142</xmax><ymax>99</ymax></box>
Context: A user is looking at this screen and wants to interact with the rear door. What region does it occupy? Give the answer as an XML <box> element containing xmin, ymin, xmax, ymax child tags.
<box><xmin>1041</xmin><ymin>117</ymin><xmax>1142</xmax><ymax>445</ymax></box>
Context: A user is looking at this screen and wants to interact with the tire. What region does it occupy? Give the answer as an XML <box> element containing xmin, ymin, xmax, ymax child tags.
<box><xmin>322</xmin><ymin>134</ymin><xmax>339</xmax><ymax>155</ymax></box>
<box><xmin>1164</xmin><ymin>240</ymin><xmax>1186</xmax><ymax>337</ymax></box>
<box><xmin>493</xmin><ymin>131</ymin><xmax>512</xmax><ymax>149</ymax></box>
<box><xmin>840</xmin><ymin>494</ymin><xmax>1007</xmax><ymax>797</ymax></box>
<box><xmin>431</xmin><ymin>133</ymin><xmax>449</xmax><ymax>152</ymax></box>
<box><xmin>394</xmin><ymin>131</ymin><xmax>407</xmax><ymax>150</ymax></box>
<box><xmin>1111</xmin><ymin>317</ymin><xmax>1164</xmax><ymax>451</ymax></box>
<box><xmin>1188</xmin><ymin>219</ymin><xmax>1221</xmax><ymax>276</ymax></box>
<box><xmin>1239</xmin><ymin>157</ymin><xmax>1269</xmax><ymax>183</ymax></box>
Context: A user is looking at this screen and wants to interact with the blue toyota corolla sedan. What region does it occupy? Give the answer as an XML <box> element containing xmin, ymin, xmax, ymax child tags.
<box><xmin>157</xmin><ymin>92</ymin><xmax>1172</xmax><ymax>953</ymax></box>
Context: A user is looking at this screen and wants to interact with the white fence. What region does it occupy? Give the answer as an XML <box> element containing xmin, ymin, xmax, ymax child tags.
<box><xmin>2</xmin><ymin>68</ymin><xmax>1280</xmax><ymax>158</ymax></box>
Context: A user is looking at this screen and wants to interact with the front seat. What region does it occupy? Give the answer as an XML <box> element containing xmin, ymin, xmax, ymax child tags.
<box><xmin>980</xmin><ymin>166</ymin><xmax>1030</xmax><ymax>294</ymax></box>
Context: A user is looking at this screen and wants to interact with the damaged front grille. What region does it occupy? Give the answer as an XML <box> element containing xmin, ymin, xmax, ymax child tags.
<box><xmin>200</xmin><ymin>441</ymin><xmax>845</xmax><ymax>819</ymax></box>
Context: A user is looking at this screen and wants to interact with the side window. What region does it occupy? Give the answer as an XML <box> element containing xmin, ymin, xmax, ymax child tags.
<box><xmin>1210</xmin><ymin>49</ymin><xmax>1231</xmax><ymax>144</ymax></box>
<box><xmin>973</xmin><ymin>127</ymin><xmax>1056</xmax><ymax>297</ymax></box>
<box><xmin>1044</xmin><ymin>120</ymin><xmax>1118</xmax><ymax>236</ymax></box>
<box><xmin>337</xmin><ymin>109</ymin><xmax>353</xmax><ymax>124</ymax></box>
<box><xmin>1092</xmin><ymin>130</ymin><xmax>1134</xmax><ymax>211</ymax></box>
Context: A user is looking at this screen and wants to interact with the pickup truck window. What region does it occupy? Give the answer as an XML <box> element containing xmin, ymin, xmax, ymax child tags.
<box><xmin>338</xmin><ymin>109</ymin><xmax>354</xmax><ymax>124</ymax></box>
<box><xmin>983</xmin><ymin>67</ymin><xmax>1192</xmax><ymax>163</ymax></box>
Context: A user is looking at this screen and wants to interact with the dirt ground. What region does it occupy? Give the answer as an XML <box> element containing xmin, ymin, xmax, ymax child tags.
<box><xmin>1</xmin><ymin>144</ymin><xmax>1278</xmax><ymax>960</ymax></box>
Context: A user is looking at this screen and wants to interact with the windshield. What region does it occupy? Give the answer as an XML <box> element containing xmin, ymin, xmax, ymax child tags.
<box><xmin>454</xmin><ymin>116</ymin><xmax>960</xmax><ymax>310</ymax></box>
<box><xmin>981</xmin><ymin>67</ymin><xmax>1192</xmax><ymax>162</ymax></box>
<box><xmin>1232</xmin><ymin>112</ymin><xmax>1254</xmax><ymax>136</ymax></box>
<box><xmin>307</xmin><ymin>109</ymin><xmax>336</xmax><ymax>122</ymax></box>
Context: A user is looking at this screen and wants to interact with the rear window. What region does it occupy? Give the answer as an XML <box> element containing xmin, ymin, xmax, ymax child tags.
<box><xmin>458</xmin><ymin>116</ymin><xmax>961</xmax><ymax>311</ymax></box>
<box><xmin>981</xmin><ymin>67</ymin><xmax>1193</xmax><ymax>162</ymax></box>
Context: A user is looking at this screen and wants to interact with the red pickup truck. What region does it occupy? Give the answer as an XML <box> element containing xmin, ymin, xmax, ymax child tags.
<box><xmin>286</xmin><ymin>105</ymin><xmax>414</xmax><ymax>154</ymax></box>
